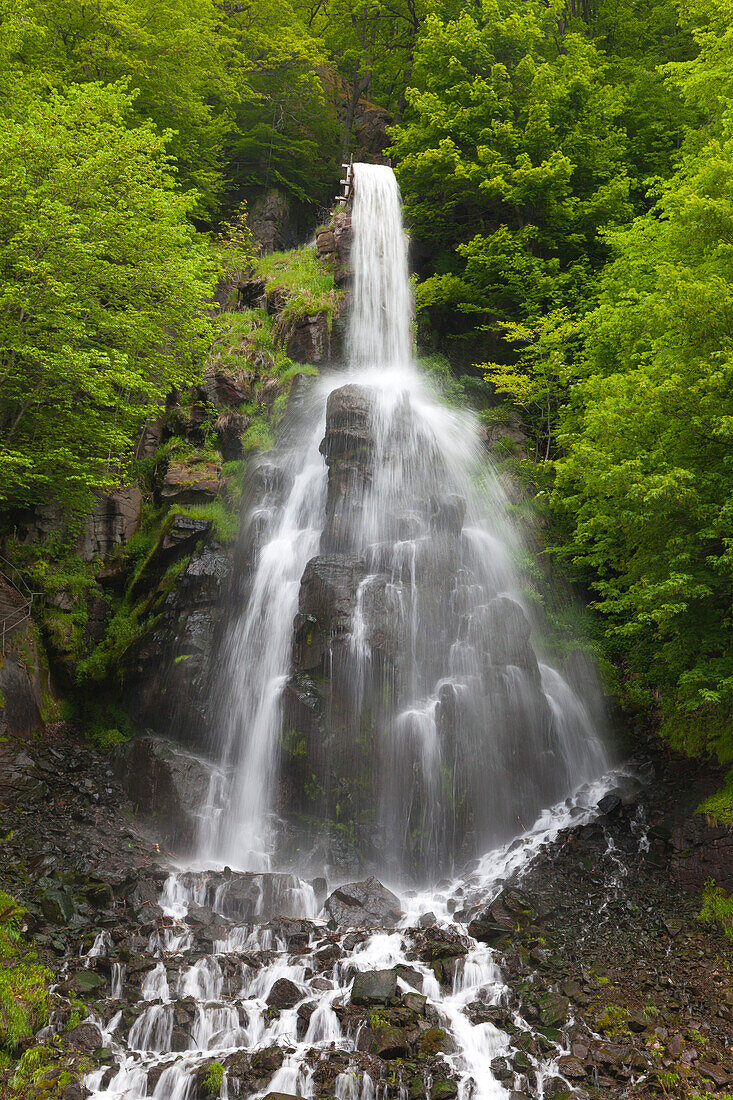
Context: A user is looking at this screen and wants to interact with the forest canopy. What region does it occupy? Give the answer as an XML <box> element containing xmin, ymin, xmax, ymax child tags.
<box><xmin>0</xmin><ymin>0</ymin><xmax>731</xmax><ymax>756</ymax></box>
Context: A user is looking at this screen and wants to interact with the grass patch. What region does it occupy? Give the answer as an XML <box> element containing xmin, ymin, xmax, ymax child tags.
<box><xmin>699</xmin><ymin>881</ymin><xmax>733</xmax><ymax>941</ymax></box>
<box><xmin>175</xmin><ymin>500</ymin><xmax>239</xmax><ymax>543</ymax></box>
<box><xmin>0</xmin><ymin>893</ymin><xmax>52</xmax><ymax>1054</ymax></box>
<box><xmin>257</xmin><ymin>248</ymin><xmax>341</xmax><ymax>324</ymax></box>
<box><xmin>697</xmin><ymin>769</ymin><xmax>733</xmax><ymax>825</ymax></box>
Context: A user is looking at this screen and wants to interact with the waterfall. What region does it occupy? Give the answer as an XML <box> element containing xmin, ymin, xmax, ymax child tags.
<box><xmin>198</xmin><ymin>163</ymin><xmax>608</xmax><ymax>878</ymax></box>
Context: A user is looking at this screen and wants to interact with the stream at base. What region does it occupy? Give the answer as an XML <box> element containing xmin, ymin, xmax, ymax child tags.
<box><xmin>83</xmin><ymin>772</ymin><xmax>630</xmax><ymax>1100</ymax></box>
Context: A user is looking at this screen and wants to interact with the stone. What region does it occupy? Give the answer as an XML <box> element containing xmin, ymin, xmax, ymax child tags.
<box><xmin>538</xmin><ymin>993</ymin><xmax>570</xmax><ymax>1028</ymax></box>
<box><xmin>323</xmin><ymin>877</ymin><xmax>402</xmax><ymax>930</ymax></box>
<box><xmin>65</xmin><ymin>1022</ymin><xmax>103</xmax><ymax>1051</ymax></box>
<box><xmin>251</xmin><ymin>1046</ymin><xmax>284</xmax><ymax>1076</ymax></box>
<box><xmin>0</xmin><ymin>653</ymin><xmax>42</xmax><ymax>736</ymax></box>
<box><xmin>76</xmin><ymin>487</ymin><xmax>142</xmax><ymax>561</ymax></box>
<box><xmin>263</xmin><ymin>1095</ymin><xmax>307</xmax><ymax>1100</ymax></box>
<box><xmin>597</xmin><ymin>794</ymin><xmax>622</xmax><ymax>816</ymax></box>
<box><xmin>266</xmin><ymin>978</ymin><xmax>302</xmax><ymax>1009</ymax></box>
<box><xmin>351</xmin><ymin>969</ymin><xmax>398</xmax><ymax>1005</ymax></box>
<box><xmin>161</xmin><ymin>514</ymin><xmax>211</xmax><ymax>551</ymax></box>
<box><xmin>402</xmin><ymin>991</ymin><xmax>427</xmax><ymax>1014</ymax></box>
<box><xmin>698</xmin><ymin>1062</ymin><xmax>730</xmax><ymax>1086</ymax></box>
<box><xmin>185</xmin><ymin>906</ymin><xmax>217</xmax><ymax>927</ymax></box>
<box><xmin>161</xmin><ymin>461</ymin><xmax>220</xmax><ymax>505</ymax></box>
<box><xmin>558</xmin><ymin>1055</ymin><xmax>586</xmax><ymax>1078</ymax></box>
<box><xmin>203</xmin><ymin>366</ymin><xmax>252</xmax><ymax>407</ymax></box>
<box><xmin>357</xmin><ymin>1024</ymin><xmax>409</xmax><ymax>1058</ymax></box>
<box><xmin>71</xmin><ymin>970</ymin><xmax>105</xmax><ymax>994</ymax></box>
<box><xmin>418</xmin><ymin>911</ymin><xmax>437</xmax><ymax>929</ymax></box>
<box><xmin>671</xmin><ymin>813</ymin><xmax>733</xmax><ymax>892</ymax></box>
<box><xmin>416</xmin><ymin>1027</ymin><xmax>455</xmax><ymax>1055</ymax></box>
<box><xmin>39</xmin><ymin>886</ymin><xmax>74</xmax><ymax>925</ymax></box>
<box><xmin>285</xmin><ymin>312</ymin><xmax>331</xmax><ymax>365</ymax></box>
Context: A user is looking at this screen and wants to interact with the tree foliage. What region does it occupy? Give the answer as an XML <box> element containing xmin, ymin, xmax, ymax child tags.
<box><xmin>553</xmin><ymin>0</ymin><xmax>733</xmax><ymax>756</ymax></box>
<box><xmin>0</xmin><ymin>82</ymin><xmax>216</xmax><ymax>511</ymax></box>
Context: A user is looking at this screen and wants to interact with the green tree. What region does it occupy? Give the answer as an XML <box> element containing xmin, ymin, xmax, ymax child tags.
<box><xmin>554</xmin><ymin>118</ymin><xmax>733</xmax><ymax>756</ymax></box>
<box><xmin>0</xmin><ymin>82</ymin><xmax>216</xmax><ymax>513</ymax></box>
<box><xmin>390</xmin><ymin>3</ymin><xmax>632</xmax><ymax>364</ymax></box>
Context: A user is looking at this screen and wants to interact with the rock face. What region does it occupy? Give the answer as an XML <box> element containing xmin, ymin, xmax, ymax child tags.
<box><xmin>76</xmin><ymin>488</ymin><xmax>143</xmax><ymax>561</ymax></box>
<box><xmin>284</xmin><ymin>311</ymin><xmax>332</xmax><ymax>365</ymax></box>
<box><xmin>672</xmin><ymin>813</ymin><xmax>733</xmax><ymax>892</ymax></box>
<box><xmin>120</xmin><ymin>736</ymin><xmax>215</xmax><ymax>849</ymax></box>
<box><xmin>323</xmin><ymin>877</ymin><xmax>402</xmax><ymax>929</ymax></box>
<box><xmin>14</xmin><ymin>488</ymin><xmax>142</xmax><ymax>562</ymax></box>
<box><xmin>0</xmin><ymin>575</ymin><xmax>43</xmax><ymax>736</ymax></box>
<box><xmin>249</xmin><ymin>189</ymin><xmax>296</xmax><ymax>253</ymax></box>
<box><xmin>121</xmin><ymin>535</ymin><xmax>232</xmax><ymax>743</ymax></box>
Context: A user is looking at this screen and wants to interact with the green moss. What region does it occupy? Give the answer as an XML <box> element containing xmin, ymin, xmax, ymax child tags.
<box><xmin>699</xmin><ymin>881</ymin><xmax>733</xmax><ymax>940</ymax></box>
<box><xmin>697</xmin><ymin>769</ymin><xmax>733</xmax><ymax>825</ymax></box>
<box><xmin>595</xmin><ymin>1003</ymin><xmax>630</xmax><ymax>1037</ymax></box>
<box><xmin>0</xmin><ymin>894</ymin><xmax>52</xmax><ymax>1055</ymax></box>
<box><xmin>202</xmin><ymin>1061</ymin><xmax>225</xmax><ymax>1095</ymax></box>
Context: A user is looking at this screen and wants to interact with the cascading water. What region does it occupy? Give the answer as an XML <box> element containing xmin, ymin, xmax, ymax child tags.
<box><xmin>198</xmin><ymin>162</ymin><xmax>608</xmax><ymax>879</ymax></box>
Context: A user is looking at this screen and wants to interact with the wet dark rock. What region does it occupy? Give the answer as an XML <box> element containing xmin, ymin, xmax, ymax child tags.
<box><xmin>429</xmin><ymin>494</ymin><xmax>466</xmax><ymax>536</ymax></box>
<box><xmin>40</xmin><ymin>887</ymin><xmax>75</xmax><ymax>924</ymax></box>
<box><xmin>266</xmin><ymin>977</ymin><xmax>302</xmax><ymax>1009</ymax></box>
<box><xmin>597</xmin><ymin>793</ymin><xmax>622</xmax><ymax>816</ymax></box>
<box><xmin>69</xmin><ymin>970</ymin><xmax>105</xmax><ymax>994</ymax></box>
<box><xmin>185</xmin><ymin>905</ymin><xmax>218</xmax><ymax>927</ymax></box>
<box><xmin>537</xmin><ymin>992</ymin><xmax>570</xmax><ymax>1028</ymax></box>
<box><xmin>671</xmin><ymin>813</ymin><xmax>733</xmax><ymax>891</ymax></box>
<box><xmin>698</xmin><ymin>1061</ymin><xmax>730</xmax><ymax>1086</ymax></box>
<box><xmin>351</xmin><ymin>969</ymin><xmax>398</xmax><ymax>1005</ymax></box>
<box><xmin>558</xmin><ymin>1054</ymin><xmax>586</xmax><ymax>1078</ymax></box>
<box><xmin>161</xmin><ymin>514</ymin><xmax>212</xmax><ymax>551</ymax></box>
<box><xmin>402</xmin><ymin>991</ymin><xmax>427</xmax><ymax>1014</ymax></box>
<box><xmin>284</xmin><ymin>312</ymin><xmax>331</xmax><ymax>365</ymax></box>
<box><xmin>120</xmin><ymin>737</ymin><xmax>214</xmax><ymax>848</ymax></box>
<box><xmin>251</xmin><ymin>1045</ymin><xmax>284</xmax><ymax>1076</ymax></box>
<box><xmin>415</xmin><ymin>1027</ymin><xmax>455</xmax><ymax>1056</ymax></box>
<box><xmin>468</xmin><ymin>887</ymin><xmax>542</xmax><ymax>944</ymax></box>
<box><xmin>357</xmin><ymin>1024</ymin><xmax>409</xmax><ymax>1058</ymax></box>
<box><xmin>323</xmin><ymin>877</ymin><xmax>402</xmax><ymax>929</ymax></box>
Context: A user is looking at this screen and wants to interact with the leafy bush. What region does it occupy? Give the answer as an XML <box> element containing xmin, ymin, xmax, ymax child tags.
<box><xmin>202</xmin><ymin>1061</ymin><xmax>225</xmax><ymax>1095</ymax></box>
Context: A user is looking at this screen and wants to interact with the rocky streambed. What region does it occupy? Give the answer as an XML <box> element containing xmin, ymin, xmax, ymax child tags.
<box><xmin>0</xmin><ymin>727</ymin><xmax>731</xmax><ymax>1100</ymax></box>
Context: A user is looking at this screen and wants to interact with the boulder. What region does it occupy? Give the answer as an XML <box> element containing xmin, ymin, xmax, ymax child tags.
<box><xmin>357</xmin><ymin>1024</ymin><xmax>409</xmax><ymax>1058</ymax></box>
<box><xmin>65</xmin><ymin>1022</ymin><xmax>103</xmax><ymax>1051</ymax></box>
<box><xmin>266</xmin><ymin>978</ymin><xmax>302</xmax><ymax>1009</ymax></box>
<box><xmin>351</xmin><ymin>969</ymin><xmax>398</xmax><ymax>1005</ymax></box>
<box><xmin>323</xmin><ymin>877</ymin><xmax>402</xmax><ymax>929</ymax></box>
<box><xmin>161</xmin><ymin>461</ymin><xmax>220</xmax><ymax>505</ymax></box>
